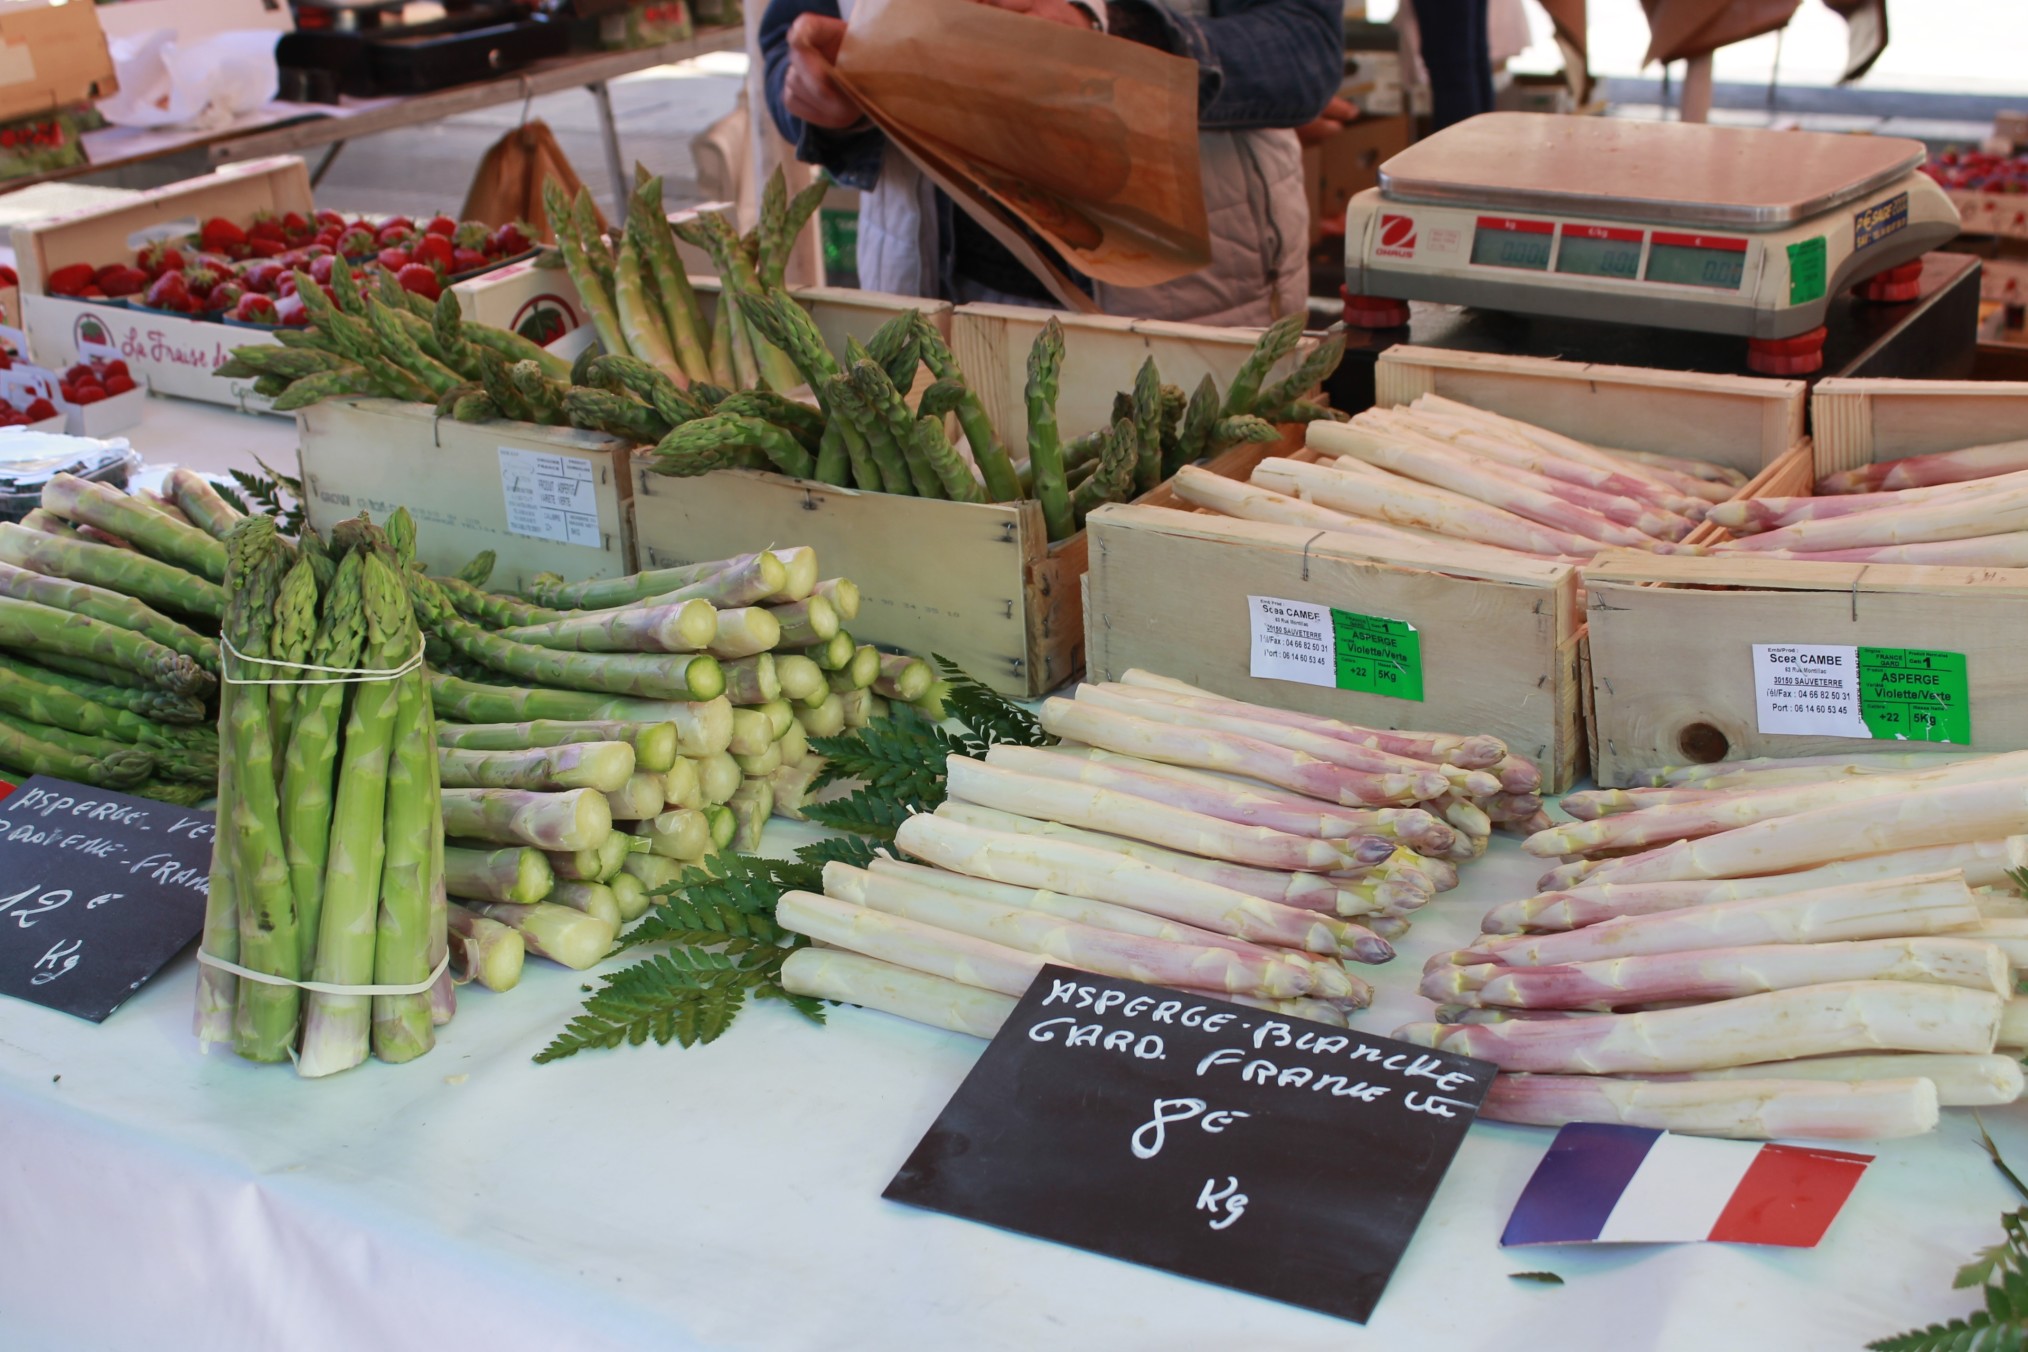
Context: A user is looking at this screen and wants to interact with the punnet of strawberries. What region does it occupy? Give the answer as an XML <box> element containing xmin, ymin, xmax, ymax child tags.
<box><xmin>42</xmin><ymin>209</ymin><xmax>536</xmax><ymax>327</ymax></box>
<box><xmin>58</xmin><ymin>356</ymin><xmax>137</xmax><ymax>407</ymax></box>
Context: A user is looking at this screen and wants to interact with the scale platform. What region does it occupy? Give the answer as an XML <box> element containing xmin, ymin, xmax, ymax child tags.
<box><xmin>1343</xmin><ymin>114</ymin><xmax>1964</xmax><ymax>371</ymax></box>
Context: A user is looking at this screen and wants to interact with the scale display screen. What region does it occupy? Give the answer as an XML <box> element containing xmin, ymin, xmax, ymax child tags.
<box><xmin>1555</xmin><ymin>225</ymin><xmax>1643</xmax><ymax>279</ymax></box>
<box><xmin>1470</xmin><ymin>216</ymin><xmax>1553</xmax><ymax>271</ymax></box>
<box><xmin>1645</xmin><ymin>231</ymin><xmax>1748</xmax><ymax>290</ymax></box>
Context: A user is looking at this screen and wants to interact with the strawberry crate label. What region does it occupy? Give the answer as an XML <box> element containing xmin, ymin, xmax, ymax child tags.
<box><xmin>1247</xmin><ymin>596</ymin><xmax>1424</xmax><ymax>702</ymax></box>
<box><xmin>497</xmin><ymin>447</ymin><xmax>603</xmax><ymax>549</ymax></box>
<box><xmin>1752</xmin><ymin>643</ymin><xmax>1970</xmax><ymax>743</ymax></box>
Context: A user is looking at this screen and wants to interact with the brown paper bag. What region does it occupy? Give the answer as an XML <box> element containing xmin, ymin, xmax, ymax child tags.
<box><xmin>834</xmin><ymin>0</ymin><xmax>1208</xmax><ymax>311</ymax></box>
<box><xmin>460</xmin><ymin>120</ymin><xmax>607</xmax><ymax>241</ymax></box>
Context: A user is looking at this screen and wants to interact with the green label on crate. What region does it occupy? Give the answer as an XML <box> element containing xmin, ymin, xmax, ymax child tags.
<box><xmin>1788</xmin><ymin>236</ymin><xmax>1828</xmax><ymax>305</ymax></box>
<box><xmin>1249</xmin><ymin>596</ymin><xmax>1423</xmax><ymax>702</ymax></box>
<box><xmin>1858</xmin><ymin>646</ymin><xmax>1970</xmax><ymax>743</ymax></box>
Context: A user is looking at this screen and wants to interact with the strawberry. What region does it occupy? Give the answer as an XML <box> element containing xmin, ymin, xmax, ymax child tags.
<box><xmin>0</xmin><ymin>264</ymin><xmax>18</xmax><ymax>286</ymax></box>
<box><xmin>411</xmin><ymin>233</ymin><xmax>454</xmax><ymax>270</ymax></box>
<box><xmin>315</xmin><ymin>209</ymin><xmax>346</xmax><ymax>229</ymax></box>
<box><xmin>376</xmin><ymin>223</ymin><xmax>413</xmax><ymax>249</ymax></box>
<box><xmin>309</xmin><ymin>255</ymin><xmax>337</xmax><ymax>285</ymax></box>
<box><xmin>95</xmin><ymin>264</ymin><xmax>148</xmax><ymax>298</ymax></box>
<box><xmin>70</xmin><ymin>384</ymin><xmax>107</xmax><ymax>405</ymax></box>
<box><xmin>377</xmin><ymin>215</ymin><xmax>415</xmax><ymax>235</ymax></box>
<box><xmin>145</xmin><ymin>270</ymin><xmax>193</xmax><ymax>311</ymax></box>
<box><xmin>24</xmin><ymin>397</ymin><xmax>55</xmax><ymax>421</ymax></box>
<box><xmin>99</xmin><ymin>358</ymin><xmax>128</xmax><ymax>380</ymax></box>
<box><xmin>138</xmin><ymin>242</ymin><xmax>185</xmax><ymax>278</ymax></box>
<box><xmin>395</xmin><ymin>263</ymin><xmax>442</xmax><ymax>300</ymax></box>
<box><xmin>63</xmin><ymin>363</ymin><xmax>94</xmax><ymax>385</ymax></box>
<box><xmin>315</xmin><ymin>227</ymin><xmax>343</xmax><ymax>249</ymax></box>
<box><xmin>490</xmin><ymin>222</ymin><xmax>533</xmax><ymax>256</ymax></box>
<box><xmin>183</xmin><ymin>263</ymin><xmax>227</xmax><ymax>298</ymax></box>
<box><xmin>425</xmin><ymin>214</ymin><xmax>458</xmax><ymax>237</ymax></box>
<box><xmin>454</xmin><ymin>220</ymin><xmax>491</xmax><ymax>252</ymax></box>
<box><xmin>450</xmin><ymin>246</ymin><xmax>489</xmax><ymax>274</ymax></box>
<box><xmin>46</xmin><ymin>262</ymin><xmax>96</xmax><ymax>296</ymax></box>
<box><xmin>377</xmin><ymin>246</ymin><xmax>411</xmax><ymax>273</ymax></box>
<box><xmin>240</xmin><ymin>261</ymin><xmax>285</xmax><ymax>294</ymax></box>
<box><xmin>199</xmin><ymin>217</ymin><xmax>247</xmax><ymax>252</ymax></box>
<box><xmin>101</xmin><ymin>373</ymin><xmax>136</xmax><ymax>396</ymax></box>
<box><xmin>209</xmin><ymin>281</ymin><xmax>245</xmax><ymax>312</ymax></box>
<box><xmin>230</xmin><ymin>294</ymin><xmax>277</xmax><ymax>325</ymax></box>
<box><xmin>277</xmin><ymin>273</ymin><xmax>299</xmax><ymax>298</ymax></box>
<box><xmin>248</xmin><ymin>212</ymin><xmax>287</xmax><ymax>244</ymax></box>
<box><xmin>274</xmin><ymin>294</ymin><xmax>309</xmax><ymax>326</ymax></box>
<box><xmin>248</xmin><ymin>238</ymin><xmax>288</xmax><ymax>259</ymax></box>
<box><xmin>335</xmin><ymin>226</ymin><xmax>376</xmax><ymax>258</ymax></box>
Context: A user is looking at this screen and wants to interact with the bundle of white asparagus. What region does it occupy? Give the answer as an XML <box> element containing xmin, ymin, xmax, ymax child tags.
<box><xmin>777</xmin><ymin>668</ymin><xmax>1538</xmax><ymax>1036</ymax></box>
<box><xmin>1401</xmin><ymin>751</ymin><xmax>2028</xmax><ymax>1140</ymax></box>
<box><xmin>1170</xmin><ymin>393</ymin><xmax>1747</xmax><ymax>570</ymax></box>
<box><xmin>1706</xmin><ymin>437</ymin><xmax>2028</xmax><ymax>565</ymax></box>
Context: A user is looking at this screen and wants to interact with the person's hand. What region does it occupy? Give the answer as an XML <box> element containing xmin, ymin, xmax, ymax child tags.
<box><xmin>784</xmin><ymin>14</ymin><xmax>864</xmax><ymax>131</ymax></box>
<box><xmin>966</xmin><ymin>0</ymin><xmax>1104</xmax><ymax>30</ymax></box>
<box><xmin>1295</xmin><ymin>96</ymin><xmax>1359</xmax><ymax>147</ymax></box>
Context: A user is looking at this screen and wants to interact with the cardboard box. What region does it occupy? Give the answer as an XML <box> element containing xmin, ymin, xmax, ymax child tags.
<box><xmin>297</xmin><ymin>398</ymin><xmax>636</xmax><ymax>589</ymax></box>
<box><xmin>0</xmin><ymin>1</ymin><xmax>115</xmax><ymax>126</ymax></box>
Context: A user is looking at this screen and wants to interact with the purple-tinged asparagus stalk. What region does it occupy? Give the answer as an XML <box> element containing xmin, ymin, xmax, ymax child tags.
<box><xmin>437</xmin><ymin>741</ymin><xmax>638</xmax><ymax>794</ymax></box>
<box><xmin>497</xmin><ymin>598</ymin><xmax>719</xmax><ymax>654</ymax></box>
<box><xmin>1711</xmin><ymin>472</ymin><xmax>2017</xmax><ymax>533</ymax></box>
<box><xmin>1655</xmin><ymin>1053</ymin><xmax>2025</xmax><ymax>1108</ymax></box>
<box><xmin>1737</xmin><ymin>534</ymin><xmax>2028</xmax><ymax>566</ymax></box>
<box><xmin>780</xmin><ymin>947</ymin><xmax>1016</xmax><ymax>1038</ymax></box>
<box><xmin>1427</xmin><ymin>937</ymin><xmax>2012</xmax><ymax>1009</ymax></box>
<box><xmin>1581</xmin><ymin>780</ymin><xmax>2028</xmax><ymax>885</ymax></box>
<box><xmin>1480</xmin><ymin>1072</ymin><xmax>1939</xmax><ymax>1140</ymax></box>
<box><xmin>1396</xmin><ymin>981</ymin><xmax>2004</xmax><ymax>1074</ymax></box>
<box><xmin>462</xmin><ymin>899</ymin><xmax>614</xmax><ymax>969</ymax></box>
<box><xmin>1252</xmin><ymin>454</ymin><xmax>1605</xmax><ymax>556</ymax></box>
<box><xmin>779</xmin><ymin>889</ymin><xmax>1043</xmax><ymax>996</ymax></box>
<box><xmin>1455</xmin><ymin>871</ymin><xmax>1981</xmax><ymax>967</ymax></box>
<box><xmin>1116</xmin><ymin>668</ymin><xmax>1510</xmax><ymax>770</ymax></box>
<box><xmin>1040</xmin><ymin>698</ymin><xmax>1445</xmax><ymax>808</ymax></box>
<box><xmin>1817</xmin><ymin>436</ymin><xmax>2028</xmax><ymax>494</ymax></box>
<box><xmin>1375</xmin><ymin>406</ymin><xmax>1708</xmax><ymax>516</ymax></box>
<box><xmin>440</xmin><ymin>786</ymin><xmax>613</xmax><ymax>852</ymax></box>
<box><xmin>443</xmin><ymin>845</ymin><xmax>555</xmax><ymax>905</ymax></box>
<box><xmin>934</xmin><ymin>800</ymin><xmax>1424</xmax><ymax>918</ymax></box>
<box><xmin>446</xmin><ymin>904</ymin><xmax>525</xmax><ymax>991</ymax></box>
<box><xmin>1485</xmin><ymin>793</ymin><xmax>1544</xmax><ymax>823</ymax></box>
<box><xmin>859</xmin><ymin>858</ymin><xmax>1371</xmax><ymax>1003</ymax></box>
<box><xmin>1410</xmin><ymin>393</ymin><xmax>1737</xmax><ymax>500</ymax></box>
<box><xmin>945</xmin><ymin>755</ymin><xmax>1364</xmax><ymax>872</ymax></box>
<box><xmin>1640</xmin><ymin>751</ymin><xmax>1982</xmax><ymax>790</ymax></box>
<box><xmin>1561</xmin><ymin>785</ymin><xmax>1730</xmax><ymax>819</ymax></box>
<box><xmin>894</xmin><ymin>811</ymin><xmax>1392</xmax><ymax>962</ymax></box>
<box><xmin>830</xmin><ymin>864</ymin><xmax>1334</xmax><ymax>999</ymax></box>
<box><xmin>1228</xmin><ymin>993</ymin><xmax>1352</xmax><ymax>1027</ymax></box>
<box><xmin>1720</xmin><ymin>480</ymin><xmax>2028</xmax><ymax>552</ymax></box>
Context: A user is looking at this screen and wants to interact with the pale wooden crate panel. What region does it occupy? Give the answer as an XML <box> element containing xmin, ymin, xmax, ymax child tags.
<box><xmin>1372</xmin><ymin>346</ymin><xmax>1805</xmax><ymax>476</ymax></box>
<box><xmin>949</xmin><ymin>303</ymin><xmax>1313</xmax><ymax>452</ymax></box>
<box><xmin>631</xmin><ymin>459</ymin><xmax>1065</xmax><ymax>696</ymax></box>
<box><xmin>1084</xmin><ymin>504</ymin><xmax>1588</xmax><ymax>791</ymax></box>
<box><xmin>298</xmin><ymin>399</ymin><xmax>635</xmax><ymax>591</ymax></box>
<box><xmin>1812</xmin><ymin>378</ymin><xmax>2028</xmax><ymax>477</ymax></box>
<box><xmin>1584</xmin><ymin>553</ymin><xmax>2028</xmax><ymax>787</ymax></box>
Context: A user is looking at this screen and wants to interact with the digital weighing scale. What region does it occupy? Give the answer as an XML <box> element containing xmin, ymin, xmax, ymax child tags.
<box><xmin>1342</xmin><ymin>114</ymin><xmax>1963</xmax><ymax>374</ymax></box>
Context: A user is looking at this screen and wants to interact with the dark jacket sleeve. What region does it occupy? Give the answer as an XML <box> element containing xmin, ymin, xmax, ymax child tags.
<box><xmin>758</xmin><ymin>0</ymin><xmax>886</xmax><ymax>190</ymax></box>
<box><xmin>1108</xmin><ymin>0</ymin><xmax>1343</xmax><ymax>130</ymax></box>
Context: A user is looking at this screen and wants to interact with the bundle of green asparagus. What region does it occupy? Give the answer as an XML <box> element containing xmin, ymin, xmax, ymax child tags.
<box><xmin>0</xmin><ymin>467</ymin><xmax>241</xmax><ymax>804</ymax></box>
<box><xmin>198</xmin><ymin>510</ymin><xmax>447</xmax><ymax>1076</ymax></box>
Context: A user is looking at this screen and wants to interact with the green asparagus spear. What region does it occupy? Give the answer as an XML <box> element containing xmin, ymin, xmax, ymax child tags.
<box><xmin>543</xmin><ymin>179</ymin><xmax>631</xmax><ymax>360</ymax></box>
<box><xmin>1222</xmin><ymin>313</ymin><xmax>1305</xmax><ymax>418</ymax></box>
<box><xmin>912</xmin><ymin>417</ymin><xmax>989</xmax><ymax>503</ymax></box>
<box><xmin>372</xmin><ymin>611</ymin><xmax>437</xmax><ymax>1064</ymax></box>
<box><xmin>847</xmin><ymin>358</ymin><xmax>934</xmax><ymax>495</ymax></box>
<box><xmin>1252</xmin><ymin>329</ymin><xmax>1346</xmax><ymax>413</ymax></box>
<box><xmin>1157</xmin><ymin>383</ymin><xmax>1187</xmax><ymax>475</ymax></box>
<box><xmin>437</xmin><ymin>719</ymin><xmax>678</xmax><ymax>775</ymax></box>
<box><xmin>865</xmin><ymin>311</ymin><xmax>920</xmax><ymax>392</ymax></box>
<box><xmin>820</xmin><ymin>373</ymin><xmax>886</xmax><ymax>490</ymax></box>
<box><xmin>1025</xmin><ymin>318</ymin><xmax>1074</xmax><ymax>540</ymax></box>
<box><xmin>524</xmin><ymin>553</ymin><xmax>781</xmax><ymax>610</ymax></box>
<box><xmin>1176</xmin><ymin>373</ymin><xmax>1221</xmax><ymax>468</ymax></box>
<box><xmin>509</xmin><ymin>360</ymin><xmax>569</xmax><ymax>424</ymax></box>
<box><xmin>585</xmin><ymin>352</ymin><xmax>709</xmax><ymax>424</ymax></box>
<box><xmin>438</xmin><ymin>741</ymin><xmax>636</xmax><ymax>793</ymax></box>
<box><xmin>0</xmin><ymin>719</ymin><xmax>153</xmax><ymax>789</ymax></box>
<box><xmin>654</xmin><ymin>413</ymin><xmax>816</xmax><ymax>479</ymax></box>
<box><xmin>1129</xmin><ymin>356</ymin><xmax>1163</xmax><ymax>494</ymax></box>
<box><xmin>614</xmin><ymin>233</ymin><xmax>684</xmax><ymax>384</ymax></box>
<box><xmin>912</xmin><ymin>316</ymin><xmax>1021</xmax><ymax>502</ymax></box>
<box><xmin>41</xmin><ymin>473</ymin><xmax>227</xmax><ymax>583</ymax></box>
<box><xmin>1071</xmin><ymin>419</ymin><xmax>1140</xmax><ymax>526</ymax></box>
<box><xmin>0</xmin><ymin>596</ymin><xmax>211</xmax><ymax>697</ymax></box>
<box><xmin>0</xmin><ymin>653</ymin><xmax>203</xmax><ymax>726</ymax></box>
<box><xmin>563</xmin><ymin>386</ymin><xmax>670</xmax><ymax>443</ymax></box>
<box><xmin>716</xmin><ymin>390</ymin><xmax>827</xmax><ymax>451</ymax></box>
<box><xmin>165</xmin><ymin>468</ymin><xmax>244</xmax><ymax>543</ymax></box>
<box><xmin>460</xmin><ymin>321</ymin><xmax>573</xmax><ymax>383</ymax></box>
<box><xmin>629</xmin><ymin>177</ymin><xmax>712</xmax><ymax>381</ymax></box>
<box><xmin>267</xmin><ymin>558</ymin><xmax>321</xmax><ymax>776</ymax></box>
<box><xmin>444</xmin><ymin>845</ymin><xmax>554</xmax><ymax>906</ymax></box>
<box><xmin>270</xmin><ymin>367</ymin><xmax>374</xmax><ymax>411</ymax></box>
<box><xmin>1210</xmin><ymin>415</ymin><xmax>1282</xmax><ymax>452</ymax></box>
<box><xmin>281</xmin><ymin>548</ymin><xmax>367</xmax><ymax>976</ymax></box>
<box><xmin>0</xmin><ymin>561</ymin><xmax>216</xmax><ymax>670</ymax></box>
<box><xmin>433</xmin><ymin>576</ymin><xmax>570</xmax><ymax>628</ymax></box>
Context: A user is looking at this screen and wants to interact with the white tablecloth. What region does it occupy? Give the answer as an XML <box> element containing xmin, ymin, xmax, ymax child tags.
<box><xmin>4</xmin><ymin>818</ymin><xmax>2023</xmax><ymax>1352</ymax></box>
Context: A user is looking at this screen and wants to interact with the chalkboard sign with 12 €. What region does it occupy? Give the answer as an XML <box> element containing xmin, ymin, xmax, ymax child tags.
<box><xmin>884</xmin><ymin>966</ymin><xmax>1496</xmax><ymax>1324</ymax></box>
<box><xmin>0</xmin><ymin>777</ymin><xmax>213</xmax><ymax>1023</ymax></box>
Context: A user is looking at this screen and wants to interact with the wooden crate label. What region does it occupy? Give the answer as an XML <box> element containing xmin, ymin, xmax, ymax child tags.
<box><xmin>498</xmin><ymin>447</ymin><xmax>603</xmax><ymax>548</ymax></box>
<box><xmin>1248</xmin><ymin>596</ymin><xmax>1424</xmax><ymax>702</ymax></box>
<box><xmin>1751</xmin><ymin>643</ymin><xmax>1969</xmax><ymax>743</ymax></box>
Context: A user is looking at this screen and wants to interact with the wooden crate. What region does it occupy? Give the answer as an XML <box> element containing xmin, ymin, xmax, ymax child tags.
<box><xmin>950</xmin><ymin>304</ymin><xmax>1316</xmax><ymax>452</ymax></box>
<box><xmin>1586</xmin><ymin>380</ymin><xmax>2027</xmax><ymax>784</ymax></box>
<box><xmin>297</xmin><ymin>398</ymin><xmax>635</xmax><ymax>589</ymax></box>
<box><xmin>1083</xmin><ymin>353</ymin><xmax>1809</xmax><ymax>792</ymax></box>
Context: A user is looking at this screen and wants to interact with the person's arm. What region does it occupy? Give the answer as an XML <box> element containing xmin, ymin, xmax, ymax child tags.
<box><xmin>1105</xmin><ymin>0</ymin><xmax>1343</xmax><ymax>130</ymax></box>
<box><xmin>758</xmin><ymin>0</ymin><xmax>885</xmax><ymax>190</ymax></box>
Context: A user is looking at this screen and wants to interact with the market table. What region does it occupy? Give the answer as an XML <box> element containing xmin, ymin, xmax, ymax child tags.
<box><xmin>3</xmin><ymin>809</ymin><xmax>2022</xmax><ymax>1352</ymax></box>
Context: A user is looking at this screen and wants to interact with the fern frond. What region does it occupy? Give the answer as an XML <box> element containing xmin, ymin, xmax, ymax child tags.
<box><xmin>808</xmin><ymin>702</ymin><xmax>980</xmax><ymax>799</ymax></box>
<box><xmin>804</xmin><ymin>788</ymin><xmax>919</xmax><ymax>840</ymax></box>
<box><xmin>932</xmin><ymin>653</ymin><xmax>1052</xmax><ymax>746</ymax></box>
<box><xmin>533</xmin><ymin>950</ymin><xmax>761</xmax><ymax>1062</ymax></box>
<box><xmin>795</xmin><ymin>834</ymin><xmax>885</xmax><ymax>872</ymax></box>
<box><xmin>1867</xmin><ymin>1311</ymin><xmax>2013</xmax><ymax>1352</ymax></box>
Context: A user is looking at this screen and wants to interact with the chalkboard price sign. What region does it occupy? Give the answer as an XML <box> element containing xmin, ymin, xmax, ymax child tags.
<box><xmin>885</xmin><ymin>966</ymin><xmax>1496</xmax><ymax>1324</ymax></box>
<box><xmin>0</xmin><ymin>777</ymin><xmax>213</xmax><ymax>1023</ymax></box>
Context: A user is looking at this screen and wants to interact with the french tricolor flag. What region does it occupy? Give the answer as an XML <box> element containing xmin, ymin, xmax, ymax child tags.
<box><xmin>1502</xmin><ymin>1123</ymin><xmax>1873</xmax><ymax>1248</ymax></box>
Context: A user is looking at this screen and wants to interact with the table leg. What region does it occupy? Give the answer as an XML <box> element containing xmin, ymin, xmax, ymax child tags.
<box><xmin>312</xmin><ymin>140</ymin><xmax>348</xmax><ymax>187</ymax></box>
<box><xmin>588</xmin><ymin>80</ymin><xmax>629</xmax><ymax>221</ymax></box>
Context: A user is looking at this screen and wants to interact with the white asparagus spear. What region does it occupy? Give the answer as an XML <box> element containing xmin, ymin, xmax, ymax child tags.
<box><xmin>984</xmin><ymin>744</ymin><xmax>1411</xmax><ymax>846</ymax></box>
<box><xmin>1115</xmin><ymin>668</ymin><xmax>1514</xmax><ymax>772</ymax></box>
<box><xmin>1039</xmin><ymin>697</ymin><xmax>1444</xmax><ymax>808</ymax></box>
<box><xmin>1376</xmin><ymin>406</ymin><xmax>1707</xmax><ymax>515</ymax></box>
<box><xmin>1228</xmin><ymin>993</ymin><xmax>1351</xmax><ymax>1027</ymax></box>
<box><xmin>944</xmin><ymin>756</ymin><xmax>1361</xmax><ymax>872</ymax></box>
<box><xmin>1168</xmin><ymin>466</ymin><xmax>1564</xmax><ymax>571</ymax></box>
<box><xmin>1457</xmin><ymin>871</ymin><xmax>1983</xmax><ymax>967</ymax></box>
<box><xmin>1817</xmin><ymin>436</ymin><xmax>2028</xmax><ymax>494</ymax></box>
<box><xmin>1640</xmin><ymin>751</ymin><xmax>1985</xmax><ymax>789</ymax></box>
<box><xmin>1427</xmin><ymin>937</ymin><xmax>2012</xmax><ymax>1009</ymax></box>
<box><xmin>1653</xmin><ymin>1053</ymin><xmax>2024</xmax><ymax>1108</ymax></box>
<box><xmin>1489</xmin><ymin>839</ymin><xmax>2028</xmax><ymax>933</ymax></box>
<box><xmin>1480</xmin><ymin>1073</ymin><xmax>1939</xmax><ymax>1140</ymax></box>
<box><xmin>831</xmin><ymin>861</ymin><xmax>1331</xmax><ymax>997</ymax></box>
<box><xmin>1053</xmin><ymin>745</ymin><xmax>1458</xmax><ymax>855</ymax></box>
<box><xmin>1410</xmin><ymin>393</ymin><xmax>1744</xmax><ymax>494</ymax></box>
<box><xmin>863</xmin><ymin>858</ymin><xmax>1374</xmax><ymax>1002</ymax></box>
<box><xmin>1709</xmin><ymin>470</ymin><xmax>2026</xmax><ymax>532</ymax></box>
<box><xmin>1528</xmin><ymin>753</ymin><xmax>2028</xmax><ymax>858</ymax></box>
<box><xmin>1722</xmin><ymin>479</ymin><xmax>2028</xmax><ymax>551</ymax></box>
<box><xmin>1738</xmin><ymin>534</ymin><xmax>2028</xmax><ymax>567</ymax></box>
<box><xmin>780</xmin><ymin>947</ymin><xmax>1016</xmax><ymax>1038</ymax></box>
<box><xmin>1396</xmin><ymin>982</ymin><xmax>2004</xmax><ymax>1073</ymax></box>
<box><xmin>893</xmin><ymin>811</ymin><xmax>1393</xmax><ymax>962</ymax></box>
<box><xmin>1949</xmin><ymin>920</ymin><xmax>2028</xmax><ymax>969</ymax></box>
<box><xmin>2005</xmin><ymin>998</ymin><xmax>2028</xmax><ymax>1050</ymax></box>
<box><xmin>1077</xmin><ymin>683</ymin><xmax>1499</xmax><ymax>795</ymax></box>
<box><xmin>933</xmin><ymin>801</ymin><xmax>1425</xmax><ymax>918</ymax></box>
<box><xmin>1252</xmin><ymin>454</ymin><xmax>1607</xmax><ymax>556</ymax></box>
<box><xmin>1309</xmin><ymin>422</ymin><xmax>1683</xmax><ymax>549</ymax></box>
<box><xmin>779</xmin><ymin>889</ymin><xmax>1041</xmax><ymax>995</ymax></box>
<box><xmin>1579</xmin><ymin>780</ymin><xmax>2028</xmax><ymax>885</ymax></box>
